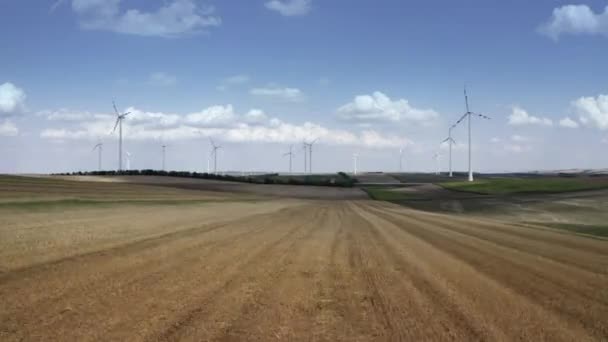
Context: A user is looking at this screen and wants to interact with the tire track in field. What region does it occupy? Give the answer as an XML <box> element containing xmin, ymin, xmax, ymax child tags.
<box><xmin>358</xmin><ymin>201</ymin><xmax>603</xmax><ymax>340</ymax></box>
<box><xmin>0</xmin><ymin>205</ymin><xmax>311</xmax><ymax>342</ymax></box>
<box><xmin>346</xmin><ymin>202</ymin><xmax>492</xmax><ymax>341</ymax></box>
<box><xmin>148</xmin><ymin>205</ymin><xmax>329</xmax><ymax>341</ymax></box>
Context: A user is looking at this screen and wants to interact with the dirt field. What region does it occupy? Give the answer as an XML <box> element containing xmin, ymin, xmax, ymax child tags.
<box><xmin>1</xmin><ymin>176</ymin><xmax>607</xmax><ymax>341</ymax></box>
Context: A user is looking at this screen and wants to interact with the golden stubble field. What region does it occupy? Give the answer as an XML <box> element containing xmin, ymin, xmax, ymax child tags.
<box><xmin>0</xmin><ymin>175</ymin><xmax>607</xmax><ymax>341</ymax></box>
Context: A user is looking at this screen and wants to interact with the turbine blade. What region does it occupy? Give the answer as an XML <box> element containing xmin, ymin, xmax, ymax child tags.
<box><xmin>121</xmin><ymin>112</ymin><xmax>131</xmax><ymax>118</ymax></box>
<box><xmin>455</xmin><ymin>112</ymin><xmax>468</xmax><ymax>125</ymax></box>
<box><xmin>112</xmin><ymin>101</ymin><xmax>119</xmax><ymax>116</ymax></box>
<box><xmin>476</xmin><ymin>113</ymin><xmax>491</xmax><ymax>120</ymax></box>
<box><xmin>112</xmin><ymin>117</ymin><xmax>120</xmax><ymax>133</ymax></box>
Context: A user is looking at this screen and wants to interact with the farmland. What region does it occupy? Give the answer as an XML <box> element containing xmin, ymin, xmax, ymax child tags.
<box><xmin>0</xmin><ymin>175</ymin><xmax>607</xmax><ymax>341</ymax></box>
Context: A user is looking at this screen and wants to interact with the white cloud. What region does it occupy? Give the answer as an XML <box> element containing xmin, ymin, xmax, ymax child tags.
<box><xmin>185</xmin><ymin>105</ymin><xmax>238</xmax><ymax>127</ymax></box>
<box><xmin>250</xmin><ymin>87</ymin><xmax>305</xmax><ymax>102</ymax></box>
<box><xmin>265</xmin><ymin>0</ymin><xmax>311</xmax><ymax>16</ymax></box>
<box><xmin>148</xmin><ymin>72</ymin><xmax>177</xmax><ymax>86</ymax></box>
<box><xmin>573</xmin><ymin>94</ymin><xmax>608</xmax><ymax>130</ymax></box>
<box><xmin>508</xmin><ymin>106</ymin><xmax>552</xmax><ymax>126</ymax></box>
<box><xmin>39</xmin><ymin>104</ymin><xmax>411</xmax><ymax>148</ymax></box>
<box><xmin>72</xmin><ymin>0</ymin><xmax>221</xmax><ymax>38</ymax></box>
<box><xmin>243</xmin><ymin>109</ymin><xmax>268</xmax><ymax>125</ymax></box>
<box><xmin>539</xmin><ymin>4</ymin><xmax>608</xmax><ymax>40</ymax></box>
<box><xmin>337</xmin><ymin>91</ymin><xmax>438</xmax><ymax>125</ymax></box>
<box><xmin>559</xmin><ymin>117</ymin><xmax>579</xmax><ymax>128</ymax></box>
<box><xmin>490</xmin><ymin>137</ymin><xmax>501</xmax><ymax>143</ymax></box>
<box><xmin>0</xmin><ymin>82</ymin><xmax>26</xmax><ymax>115</ymax></box>
<box><xmin>0</xmin><ymin>120</ymin><xmax>18</xmax><ymax>136</ymax></box>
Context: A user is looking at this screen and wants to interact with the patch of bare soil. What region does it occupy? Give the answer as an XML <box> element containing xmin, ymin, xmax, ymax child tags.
<box><xmin>1</xmin><ymin>200</ymin><xmax>606</xmax><ymax>341</ymax></box>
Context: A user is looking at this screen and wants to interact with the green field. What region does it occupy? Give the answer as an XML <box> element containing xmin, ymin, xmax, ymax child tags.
<box><xmin>364</xmin><ymin>187</ymin><xmax>415</xmax><ymax>201</ymax></box>
<box><xmin>440</xmin><ymin>177</ymin><xmax>608</xmax><ymax>195</ymax></box>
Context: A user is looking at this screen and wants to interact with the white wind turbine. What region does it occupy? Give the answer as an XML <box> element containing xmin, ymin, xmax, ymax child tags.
<box><xmin>161</xmin><ymin>143</ymin><xmax>168</xmax><ymax>171</ymax></box>
<box><xmin>453</xmin><ymin>87</ymin><xmax>491</xmax><ymax>182</ymax></box>
<box><xmin>92</xmin><ymin>141</ymin><xmax>103</xmax><ymax>171</ymax></box>
<box><xmin>353</xmin><ymin>152</ymin><xmax>359</xmax><ymax>175</ymax></box>
<box><xmin>307</xmin><ymin>138</ymin><xmax>318</xmax><ymax>174</ymax></box>
<box><xmin>125</xmin><ymin>151</ymin><xmax>132</xmax><ymax>171</ymax></box>
<box><xmin>209</xmin><ymin>138</ymin><xmax>222</xmax><ymax>174</ymax></box>
<box><xmin>111</xmin><ymin>101</ymin><xmax>131</xmax><ymax>171</ymax></box>
<box><xmin>301</xmin><ymin>141</ymin><xmax>308</xmax><ymax>173</ymax></box>
<box><xmin>442</xmin><ymin>126</ymin><xmax>457</xmax><ymax>177</ymax></box>
<box><xmin>433</xmin><ymin>152</ymin><xmax>441</xmax><ymax>175</ymax></box>
<box><xmin>283</xmin><ymin>145</ymin><xmax>294</xmax><ymax>173</ymax></box>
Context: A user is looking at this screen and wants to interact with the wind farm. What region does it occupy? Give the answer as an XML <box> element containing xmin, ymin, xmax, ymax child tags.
<box><xmin>2</xmin><ymin>1</ymin><xmax>608</xmax><ymax>341</ymax></box>
<box><xmin>3</xmin><ymin>91</ymin><xmax>608</xmax><ymax>342</ymax></box>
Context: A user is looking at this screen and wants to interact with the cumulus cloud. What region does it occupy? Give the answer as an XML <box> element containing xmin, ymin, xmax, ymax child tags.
<box><xmin>337</xmin><ymin>91</ymin><xmax>438</xmax><ymax>125</ymax></box>
<box><xmin>148</xmin><ymin>72</ymin><xmax>177</xmax><ymax>86</ymax></box>
<box><xmin>71</xmin><ymin>0</ymin><xmax>221</xmax><ymax>38</ymax></box>
<box><xmin>185</xmin><ymin>105</ymin><xmax>238</xmax><ymax>127</ymax></box>
<box><xmin>539</xmin><ymin>4</ymin><xmax>608</xmax><ymax>40</ymax></box>
<box><xmin>265</xmin><ymin>0</ymin><xmax>311</xmax><ymax>16</ymax></box>
<box><xmin>559</xmin><ymin>117</ymin><xmax>579</xmax><ymax>128</ymax></box>
<box><xmin>250</xmin><ymin>87</ymin><xmax>305</xmax><ymax>102</ymax></box>
<box><xmin>573</xmin><ymin>94</ymin><xmax>608</xmax><ymax>130</ymax></box>
<box><xmin>39</xmin><ymin>104</ymin><xmax>410</xmax><ymax>148</ymax></box>
<box><xmin>243</xmin><ymin>109</ymin><xmax>268</xmax><ymax>125</ymax></box>
<box><xmin>0</xmin><ymin>120</ymin><xmax>18</xmax><ymax>136</ymax></box>
<box><xmin>0</xmin><ymin>82</ymin><xmax>26</xmax><ymax>115</ymax></box>
<box><xmin>508</xmin><ymin>107</ymin><xmax>553</xmax><ymax>126</ymax></box>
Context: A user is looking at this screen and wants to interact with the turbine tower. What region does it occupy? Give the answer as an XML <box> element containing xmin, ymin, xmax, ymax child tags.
<box><xmin>161</xmin><ymin>144</ymin><xmax>167</xmax><ymax>171</ymax></box>
<box><xmin>353</xmin><ymin>153</ymin><xmax>359</xmax><ymax>175</ymax></box>
<box><xmin>125</xmin><ymin>151</ymin><xmax>132</xmax><ymax>171</ymax></box>
<box><xmin>209</xmin><ymin>138</ymin><xmax>222</xmax><ymax>174</ymax></box>
<box><xmin>92</xmin><ymin>142</ymin><xmax>103</xmax><ymax>171</ymax></box>
<box><xmin>307</xmin><ymin>138</ymin><xmax>318</xmax><ymax>174</ymax></box>
<box><xmin>111</xmin><ymin>101</ymin><xmax>131</xmax><ymax>171</ymax></box>
<box><xmin>433</xmin><ymin>152</ymin><xmax>441</xmax><ymax>175</ymax></box>
<box><xmin>442</xmin><ymin>126</ymin><xmax>457</xmax><ymax>177</ymax></box>
<box><xmin>453</xmin><ymin>87</ymin><xmax>491</xmax><ymax>182</ymax></box>
<box><xmin>302</xmin><ymin>141</ymin><xmax>308</xmax><ymax>173</ymax></box>
<box><xmin>283</xmin><ymin>145</ymin><xmax>294</xmax><ymax>173</ymax></box>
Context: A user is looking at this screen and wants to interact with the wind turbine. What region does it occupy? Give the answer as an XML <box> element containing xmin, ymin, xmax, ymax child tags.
<box><xmin>307</xmin><ymin>138</ymin><xmax>318</xmax><ymax>174</ymax></box>
<box><xmin>453</xmin><ymin>87</ymin><xmax>491</xmax><ymax>182</ymax></box>
<box><xmin>111</xmin><ymin>101</ymin><xmax>131</xmax><ymax>171</ymax></box>
<box><xmin>92</xmin><ymin>141</ymin><xmax>103</xmax><ymax>171</ymax></box>
<box><xmin>442</xmin><ymin>126</ymin><xmax>457</xmax><ymax>177</ymax></box>
<box><xmin>353</xmin><ymin>152</ymin><xmax>359</xmax><ymax>175</ymax></box>
<box><xmin>283</xmin><ymin>145</ymin><xmax>294</xmax><ymax>173</ymax></box>
<box><xmin>161</xmin><ymin>143</ymin><xmax>167</xmax><ymax>171</ymax></box>
<box><xmin>209</xmin><ymin>138</ymin><xmax>222</xmax><ymax>174</ymax></box>
<box><xmin>433</xmin><ymin>152</ymin><xmax>441</xmax><ymax>175</ymax></box>
<box><xmin>302</xmin><ymin>141</ymin><xmax>308</xmax><ymax>173</ymax></box>
<box><xmin>125</xmin><ymin>151</ymin><xmax>132</xmax><ymax>171</ymax></box>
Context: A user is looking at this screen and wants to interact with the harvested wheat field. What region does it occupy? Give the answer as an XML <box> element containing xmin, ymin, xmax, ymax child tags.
<box><xmin>1</xmin><ymin>177</ymin><xmax>607</xmax><ymax>341</ymax></box>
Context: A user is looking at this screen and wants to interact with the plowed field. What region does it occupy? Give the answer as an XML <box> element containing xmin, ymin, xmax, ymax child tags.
<box><xmin>1</xmin><ymin>195</ymin><xmax>607</xmax><ymax>341</ymax></box>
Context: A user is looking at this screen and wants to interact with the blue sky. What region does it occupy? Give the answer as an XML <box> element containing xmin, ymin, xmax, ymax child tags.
<box><xmin>1</xmin><ymin>0</ymin><xmax>608</xmax><ymax>173</ymax></box>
